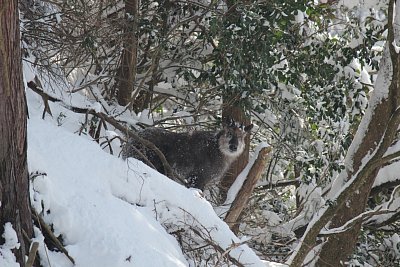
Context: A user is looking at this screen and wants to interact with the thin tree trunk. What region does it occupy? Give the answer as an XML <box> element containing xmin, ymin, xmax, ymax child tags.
<box><xmin>0</xmin><ymin>0</ymin><xmax>33</xmax><ymax>265</ymax></box>
<box><xmin>116</xmin><ymin>0</ymin><xmax>138</xmax><ymax>106</ymax></box>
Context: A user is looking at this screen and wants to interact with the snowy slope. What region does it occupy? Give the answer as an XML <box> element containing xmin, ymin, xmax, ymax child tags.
<box><xmin>22</xmin><ymin>73</ymin><xmax>283</xmax><ymax>266</ymax></box>
<box><xmin>28</xmin><ymin>97</ymin><xmax>188</xmax><ymax>267</ymax></box>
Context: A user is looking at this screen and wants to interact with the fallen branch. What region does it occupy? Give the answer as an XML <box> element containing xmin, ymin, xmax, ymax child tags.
<box><xmin>28</xmin><ymin>79</ymin><xmax>60</xmax><ymax>119</ymax></box>
<box><xmin>224</xmin><ymin>146</ymin><xmax>272</xmax><ymax>233</ymax></box>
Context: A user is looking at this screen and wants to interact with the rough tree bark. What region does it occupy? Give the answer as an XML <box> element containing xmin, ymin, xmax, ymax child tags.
<box><xmin>116</xmin><ymin>0</ymin><xmax>138</xmax><ymax>106</ymax></box>
<box><xmin>0</xmin><ymin>0</ymin><xmax>33</xmax><ymax>265</ymax></box>
<box><xmin>289</xmin><ymin>1</ymin><xmax>400</xmax><ymax>265</ymax></box>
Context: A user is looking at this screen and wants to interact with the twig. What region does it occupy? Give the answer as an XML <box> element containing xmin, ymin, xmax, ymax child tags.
<box><xmin>25</xmin><ymin>242</ymin><xmax>39</xmax><ymax>267</ymax></box>
<box><xmin>176</xmin><ymin>207</ymin><xmax>247</xmax><ymax>266</ymax></box>
<box><xmin>67</xmin><ymin>75</ymin><xmax>111</xmax><ymax>93</ymax></box>
<box><xmin>190</xmin><ymin>227</ymin><xmax>245</xmax><ymax>267</ymax></box>
<box><xmin>125</xmin><ymin>144</ymin><xmax>157</xmax><ymax>170</ymax></box>
<box><xmin>92</xmin><ymin>111</ymin><xmax>185</xmax><ymax>184</ymax></box>
<box><xmin>256</xmin><ymin>179</ymin><xmax>301</xmax><ymax>190</ymax></box>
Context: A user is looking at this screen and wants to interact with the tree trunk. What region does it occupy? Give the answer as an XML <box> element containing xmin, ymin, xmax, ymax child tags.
<box><xmin>0</xmin><ymin>0</ymin><xmax>33</xmax><ymax>265</ymax></box>
<box><xmin>116</xmin><ymin>0</ymin><xmax>138</xmax><ymax>106</ymax></box>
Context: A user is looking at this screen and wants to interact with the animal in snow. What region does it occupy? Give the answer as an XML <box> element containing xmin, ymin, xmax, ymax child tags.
<box><xmin>122</xmin><ymin>121</ymin><xmax>253</xmax><ymax>190</ymax></box>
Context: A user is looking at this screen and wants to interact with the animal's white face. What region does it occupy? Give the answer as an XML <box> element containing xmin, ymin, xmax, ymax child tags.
<box><xmin>218</xmin><ymin>126</ymin><xmax>250</xmax><ymax>158</ymax></box>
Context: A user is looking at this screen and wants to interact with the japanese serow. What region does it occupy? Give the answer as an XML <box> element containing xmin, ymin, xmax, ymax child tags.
<box><xmin>122</xmin><ymin>121</ymin><xmax>253</xmax><ymax>190</ymax></box>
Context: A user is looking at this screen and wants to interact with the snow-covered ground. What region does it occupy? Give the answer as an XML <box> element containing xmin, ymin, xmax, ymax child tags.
<box><xmin>0</xmin><ymin>65</ymin><xmax>286</xmax><ymax>266</ymax></box>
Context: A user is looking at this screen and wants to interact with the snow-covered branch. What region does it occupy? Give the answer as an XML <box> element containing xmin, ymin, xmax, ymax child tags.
<box><xmin>366</xmin><ymin>185</ymin><xmax>400</xmax><ymax>228</ymax></box>
<box><xmin>319</xmin><ymin>208</ymin><xmax>393</xmax><ymax>236</ymax></box>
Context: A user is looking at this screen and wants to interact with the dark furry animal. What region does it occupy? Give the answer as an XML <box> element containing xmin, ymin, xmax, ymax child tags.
<box><xmin>122</xmin><ymin>123</ymin><xmax>252</xmax><ymax>190</ymax></box>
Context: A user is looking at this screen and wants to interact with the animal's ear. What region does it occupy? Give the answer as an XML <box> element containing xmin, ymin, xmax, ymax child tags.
<box><xmin>244</xmin><ymin>124</ymin><xmax>253</xmax><ymax>133</ymax></box>
<box><xmin>222</xmin><ymin>116</ymin><xmax>236</xmax><ymax>128</ymax></box>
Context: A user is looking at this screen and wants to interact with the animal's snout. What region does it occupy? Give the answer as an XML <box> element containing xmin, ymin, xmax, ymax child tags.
<box><xmin>229</xmin><ymin>144</ymin><xmax>238</xmax><ymax>151</ymax></box>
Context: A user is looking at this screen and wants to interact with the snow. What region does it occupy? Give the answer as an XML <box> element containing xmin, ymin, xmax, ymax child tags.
<box><xmin>90</xmin><ymin>102</ymin><xmax>102</xmax><ymax>112</ymax></box>
<box><xmin>339</xmin><ymin>0</ymin><xmax>384</xmax><ymax>9</ymax></box>
<box><xmin>29</xmin><ymin>115</ymin><xmax>188</xmax><ymax>267</ymax></box>
<box><xmin>138</xmin><ymin>109</ymin><xmax>153</xmax><ymax>125</ymax></box>
<box><xmin>2</xmin><ymin>223</ymin><xmax>20</xmax><ymax>250</ymax></box>
<box><xmin>55</xmin><ymin>13</ymin><xmax>62</xmax><ymax>24</ymax></box>
<box><xmin>16</xmin><ymin>65</ymin><xmax>283</xmax><ymax>267</ymax></box>
<box><xmin>0</xmin><ymin>223</ymin><xmax>20</xmax><ymax>267</ymax></box>
<box><xmin>373</xmin><ymin>158</ymin><xmax>400</xmax><ymax>189</ymax></box>
<box><xmin>392</xmin><ymin>40</ymin><xmax>400</xmax><ymax>53</ymax></box>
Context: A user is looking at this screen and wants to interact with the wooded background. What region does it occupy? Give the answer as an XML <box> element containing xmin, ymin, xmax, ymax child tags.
<box><xmin>2</xmin><ymin>0</ymin><xmax>400</xmax><ymax>266</ymax></box>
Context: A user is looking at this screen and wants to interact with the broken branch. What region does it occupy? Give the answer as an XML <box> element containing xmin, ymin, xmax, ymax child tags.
<box><xmin>224</xmin><ymin>146</ymin><xmax>272</xmax><ymax>233</ymax></box>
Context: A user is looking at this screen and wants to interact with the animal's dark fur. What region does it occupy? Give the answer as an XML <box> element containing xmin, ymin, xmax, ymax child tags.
<box><xmin>122</xmin><ymin>123</ymin><xmax>252</xmax><ymax>190</ymax></box>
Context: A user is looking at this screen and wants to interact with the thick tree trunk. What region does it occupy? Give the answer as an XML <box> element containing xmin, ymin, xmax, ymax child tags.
<box><xmin>0</xmin><ymin>0</ymin><xmax>33</xmax><ymax>265</ymax></box>
<box><xmin>116</xmin><ymin>0</ymin><xmax>138</xmax><ymax>106</ymax></box>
